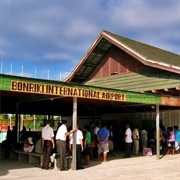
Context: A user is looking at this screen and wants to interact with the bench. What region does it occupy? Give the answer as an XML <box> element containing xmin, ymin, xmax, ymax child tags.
<box><xmin>9</xmin><ymin>150</ymin><xmax>72</xmax><ymax>170</ymax></box>
<box><xmin>9</xmin><ymin>150</ymin><xmax>43</xmax><ymax>165</ymax></box>
<box><xmin>54</xmin><ymin>153</ymin><xmax>72</xmax><ymax>170</ymax></box>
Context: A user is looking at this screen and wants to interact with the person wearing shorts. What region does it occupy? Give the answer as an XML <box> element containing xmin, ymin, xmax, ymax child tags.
<box><xmin>97</xmin><ymin>122</ymin><xmax>109</xmax><ymax>162</ymax></box>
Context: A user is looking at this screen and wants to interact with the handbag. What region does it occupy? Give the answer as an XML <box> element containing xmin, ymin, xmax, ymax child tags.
<box><xmin>168</xmin><ymin>142</ymin><xmax>171</xmax><ymax>147</ymax></box>
<box><xmin>143</xmin><ymin>148</ymin><xmax>152</xmax><ymax>156</ymax></box>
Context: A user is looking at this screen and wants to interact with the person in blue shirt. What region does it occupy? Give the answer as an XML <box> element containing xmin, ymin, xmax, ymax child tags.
<box><xmin>174</xmin><ymin>126</ymin><xmax>180</xmax><ymax>152</ymax></box>
<box><xmin>97</xmin><ymin>122</ymin><xmax>109</xmax><ymax>162</ymax></box>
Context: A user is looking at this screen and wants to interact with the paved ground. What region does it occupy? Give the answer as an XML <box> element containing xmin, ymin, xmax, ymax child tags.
<box><xmin>0</xmin><ymin>152</ymin><xmax>179</xmax><ymax>180</ymax></box>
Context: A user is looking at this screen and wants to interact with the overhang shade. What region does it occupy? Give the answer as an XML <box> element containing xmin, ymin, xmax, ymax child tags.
<box><xmin>0</xmin><ymin>74</ymin><xmax>161</xmax><ymax>104</ymax></box>
<box><xmin>0</xmin><ymin>74</ymin><xmax>179</xmax><ymax>106</ymax></box>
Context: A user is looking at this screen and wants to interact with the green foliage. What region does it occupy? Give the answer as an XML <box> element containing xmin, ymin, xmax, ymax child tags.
<box><xmin>2</xmin><ymin>114</ymin><xmax>9</xmax><ymax>119</ymax></box>
<box><xmin>11</xmin><ymin>114</ymin><xmax>15</xmax><ymax>119</ymax></box>
<box><xmin>26</xmin><ymin>120</ymin><xmax>44</xmax><ymax>130</ymax></box>
<box><xmin>0</xmin><ymin>114</ymin><xmax>58</xmax><ymax>131</ymax></box>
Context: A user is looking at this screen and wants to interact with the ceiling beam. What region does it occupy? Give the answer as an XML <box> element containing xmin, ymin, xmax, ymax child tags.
<box><xmin>161</xmin><ymin>96</ymin><xmax>180</xmax><ymax>106</ymax></box>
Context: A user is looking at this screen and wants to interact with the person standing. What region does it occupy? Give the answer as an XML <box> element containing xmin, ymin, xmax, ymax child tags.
<box><xmin>141</xmin><ymin>125</ymin><xmax>148</xmax><ymax>150</ymax></box>
<box><xmin>132</xmin><ymin>126</ymin><xmax>140</xmax><ymax>155</ymax></box>
<box><xmin>89</xmin><ymin>121</ymin><xmax>95</xmax><ymax>159</ymax></box>
<box><xmin>94</xmin><ymin>122</ymin><xmax>100</xmax><ymax>144</ymax></box>
<box><xmin>20</xmin><ymin>125</ymin><xmax>27</xmax><ymax>143</ymax></box>
<box><xmin>154</xmin><ymin>127</ymin><xmax>165</xmax><ymax>153</ymax></box>
<box><xmin>41</xmin><ymin>120</ymin><xmax>55</xmax><ymax>170</ymax></box>
<box><xmin>11</xmin><ymin>126</ymin><xmax>17</xmax><ymax>149</ymax></box>
<box><xmin>174</xmin><ymin>126</ymin><xmax>180</xmax><ymax>152</ymax></box>
<box><xmin>122</xmin><ymin>123</ymin><xmax>132</xmax><ymax>158</ymax></box>
<box><xmin>97</xmin><ymin>122</ymin><xmax>109</xmax><ymax>162</ymax></box>
<box><xmin>83</xmin><ymin>125</ymin><xmax>91</xmax><ymax>165</ymax></box>
<box><xmin>6</xmin><ymin>126</ymin><xmax>12</xmax><ymax>147</ymax></box>
<box><xmin>108</xmin><ymin>123</ymin><xmax>114</xmax><ymax>156</ymax></box>
<box><xmin>69</xmin><ymin>124</ymin><xmax>84</xmax><ymax>170</ymax></box>
<box><xmin>55</xmin><ymin>119</ymin><xmax>77</xmax><ymax>171</ymax></box>
<box><xmin>166</xmin><ymin>126</ymin><xmax>175</xmax><ymax>155</ymax></box>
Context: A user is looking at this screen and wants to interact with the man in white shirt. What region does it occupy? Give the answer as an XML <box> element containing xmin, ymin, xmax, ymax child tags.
<box><xmin>41</xmin><ymin>120</ymin><xmax>55</xmax><ymax>170</ymax></box>
<box><xmin>69</xmin><ymin>124</ymin><xmax>84</xmax><ymax>170</ymax></box>
<box><xmin>56</xmin><ymin>119</ymin><xmax>77</xmax><ymax>171</ymax></box>
<box><xmin>122</xmin><ymin>123</ymin><xmax>132</xmax><ymax>158</ymax></box>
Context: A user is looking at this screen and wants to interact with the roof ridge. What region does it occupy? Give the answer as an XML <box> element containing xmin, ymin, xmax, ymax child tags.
<box><xmin>102</xmin><ymin>30</ymin><xmax>179</xmax><ymax>56</ymax></box>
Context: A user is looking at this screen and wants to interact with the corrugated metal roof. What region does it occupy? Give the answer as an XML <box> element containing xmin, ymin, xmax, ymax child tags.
<box><xmin>85</xmin><ymin>68</ymin><xmax>180</xmax><ymax>96</ymax></box>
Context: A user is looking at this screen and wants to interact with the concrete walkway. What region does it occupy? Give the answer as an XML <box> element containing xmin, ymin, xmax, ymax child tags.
<box><xmin>0</xmin><ymin>152</ymin><xmax>179</xmax><ymax>180</ymax></box>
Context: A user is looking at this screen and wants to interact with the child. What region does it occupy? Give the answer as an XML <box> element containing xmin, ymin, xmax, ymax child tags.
<box><xmin>23</xmin><ymin>138</ymin><xmax>34</xmax><ymax>153</ymax></box>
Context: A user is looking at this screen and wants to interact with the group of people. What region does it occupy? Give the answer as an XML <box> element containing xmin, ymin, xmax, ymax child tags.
<box><xmin>121</xmin><ymin>123</ymin><xmax>147</xmax><ymax>158</ymax></box>
<box><xmin>151</xmin><ymin>125</ymin><xmax>180</xmax><ymax>155</ymax></box>
<box><xmin>164</xmin><ymin>125</ymin><xmax>180</xmax><ymax>155</ymax></box>
<box><xmin>41</xmin><ymin>120</ymin><xmax>113</xmax><ymax>171</ymax></box>
<box><xmin>5</xmin><ymin>125</ymin><xmax>35</xmax><ymax>152</ymax></box>
<box><xmin>123</xmin><ymin>124</ymin><xmax>180</xmax><ymax>158</ymax></box>
<box><xmin>22</xmin><ymin>120</ymin><xmax>180</xmax><ymax>171</ymax></box>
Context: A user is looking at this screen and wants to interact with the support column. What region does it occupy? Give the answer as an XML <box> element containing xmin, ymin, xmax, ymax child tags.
<box><xmin>156</xmin><ymin>104</ymin><xmax>160</xmax><ymax>159</ymax></box>
<box><xmin>72</xmin><ymin>97</ymin><xmax>77</xmax><ymax>170</ymax></box>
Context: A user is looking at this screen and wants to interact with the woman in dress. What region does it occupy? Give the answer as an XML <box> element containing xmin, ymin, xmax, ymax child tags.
<box><xmin>140</xmin><ymin>125</ymin><xmax>148</xmax><ymax>151</ymax></box>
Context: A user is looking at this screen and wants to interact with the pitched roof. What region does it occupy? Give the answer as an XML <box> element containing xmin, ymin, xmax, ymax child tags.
<box><xmin>103</xmin><ymin>30</ymin><xmax>180</xmax><ymax>67</ymax></box>
<box><xmin>65</xmin><ymin>30</ymin><xmax>180</xmax><ymax>84</ymax></box>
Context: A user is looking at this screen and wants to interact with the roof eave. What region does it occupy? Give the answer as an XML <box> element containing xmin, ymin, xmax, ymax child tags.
<box><xmin>143</xmin><ymin>60</ymin><xmax>180</xmax><ymax>74</ymax></box>
<box><xmin>64</xmin><ymin>32</ymin><xmax>104</xmax><ymax>83</ymax></box>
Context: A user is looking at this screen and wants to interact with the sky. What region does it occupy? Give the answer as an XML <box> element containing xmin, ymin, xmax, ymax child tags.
<box><xmin>0</xmin><ymin>0</ymin><xmax>180</xmax><ymax>81</ymax></box>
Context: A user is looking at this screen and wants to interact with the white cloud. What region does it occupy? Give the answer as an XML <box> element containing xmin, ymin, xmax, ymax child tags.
<box><xmin>0</xmin><ymin>0</ymin><xmax>179</xmax><ymax>81</ymax></box>
<box><xmin>107</xmin><ymin>0</ymin><xmax>179</xmax><ymax>27</ymax></box>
